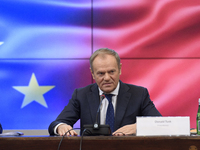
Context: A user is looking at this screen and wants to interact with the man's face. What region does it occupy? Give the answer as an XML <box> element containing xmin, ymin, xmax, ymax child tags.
<box><xmin>90</xmin><ymin>54</ymin><xmax>121</xmax><ymax>93</ymax></box>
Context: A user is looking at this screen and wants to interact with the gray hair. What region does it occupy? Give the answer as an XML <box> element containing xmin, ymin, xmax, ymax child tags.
<box><xmin>90</xmin><ymin>48</ymin><xmax>121</xmax><ymax>72</ymax></box>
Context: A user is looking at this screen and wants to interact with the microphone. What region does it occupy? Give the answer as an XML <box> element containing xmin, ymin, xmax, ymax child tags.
<box><xmin>93</xmin><ymin>94</ymin><xmax>105</xmax><ymax>129</ymax></box>
<box><xmin>83</xmin><ymin>94</ymin><xmax>111</xmax><ymax>136</ymax></box>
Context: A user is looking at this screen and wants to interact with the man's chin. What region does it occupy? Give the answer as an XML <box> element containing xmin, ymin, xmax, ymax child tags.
<box><xmin>101</xmin><ymin>87</ymin><xmax>114</xmax><ymax>93</ymax></box>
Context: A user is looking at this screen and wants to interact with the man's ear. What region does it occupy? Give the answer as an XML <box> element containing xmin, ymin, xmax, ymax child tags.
<box><xmin>90</xmin><ymin>68</ymin><xmax>95</xmax><ymax>79</ymax></box>
<box><xmin>119</xmin><ymin>63</ymin><xmax>122</xmax><ymax>75</ymax></box>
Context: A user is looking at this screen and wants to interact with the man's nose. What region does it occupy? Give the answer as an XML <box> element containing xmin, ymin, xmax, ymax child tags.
<box><xmin>104</xmin><ymin>73</ymin><xmax>110</xmax><ymax>80</ymax></box>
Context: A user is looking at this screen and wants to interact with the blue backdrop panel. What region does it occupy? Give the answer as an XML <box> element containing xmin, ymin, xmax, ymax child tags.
<box><xmin>0</xmin><ymin>0</ymin><xmax>92</xmax><ymax>58</ymax></box>
<box><xmin>0</xmin><ymin>59</ymin><xmax>91</xmax><ymax>129</ymax></box>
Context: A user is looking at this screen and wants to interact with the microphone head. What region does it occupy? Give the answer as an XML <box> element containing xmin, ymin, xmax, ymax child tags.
<box><xmin>101</xmin><ymin>94</ymin><xmax>105</xmax><ymax>100</ymax></box>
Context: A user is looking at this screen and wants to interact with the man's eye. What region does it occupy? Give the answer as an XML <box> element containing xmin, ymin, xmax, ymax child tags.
<box><xmin>110</xmin><ymin>70</ymin><xmax>115</xmax><ymax>74</ymax></box>
<box><xmin>98</xmin><ymin>72</ymin><xmax>104</xmax><ymax>75</ymax></box>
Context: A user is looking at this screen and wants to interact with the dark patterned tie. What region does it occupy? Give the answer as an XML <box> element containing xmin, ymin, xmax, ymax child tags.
<box><xmin>105</xmin><ymin>94</ymin><xmax>114</xmax><ymax>133</ymax></box>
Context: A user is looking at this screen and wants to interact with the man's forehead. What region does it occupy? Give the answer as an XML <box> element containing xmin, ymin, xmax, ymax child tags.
<box><xmin>95</xmin><ymin>67</ymin><xmax>117</xmax><ymax>72</ymax></box>
<box><xmin>93</xmin><ymin>58</ymin><xmax>117</xmax><ymax>67</ymax></box>
<box><xmin>95</xmin><ymin>53</ymin><xmax>113</xmax><ymax>59</ymax></box>
<box><xmin>92</xmin><ymin>54</ymin><xmax>119</xmax><ymax>71</ymax></box>
<box><xmin>93</xmin><ymin>54</ymin><xmax>117</xmax><ymax>63</ymax></box>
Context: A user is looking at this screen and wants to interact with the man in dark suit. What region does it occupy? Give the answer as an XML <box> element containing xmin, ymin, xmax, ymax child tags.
<box><xmin>48</xmin><ymin>48</ymin><xmax>161</xmax><ymax>136</ymax></box>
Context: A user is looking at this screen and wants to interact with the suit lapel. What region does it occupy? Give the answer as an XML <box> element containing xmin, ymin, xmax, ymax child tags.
<box><xmin>115</xmin><ymin>81</ymin><xmax>131</xmax><ymax>130</ymax></box>
<box><xmin>86</xmin><ymin>83</ymin><xmax>100</xmax><ymax>124</ymax></box>
<box><xmin>85</xmin><ymin>82</ymin><xmax>131</xmax><ymax>129</ymax></box>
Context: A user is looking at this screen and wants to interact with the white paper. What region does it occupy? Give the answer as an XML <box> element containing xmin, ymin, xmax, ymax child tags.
<box><xmin>136</xmin><ymin>116</ymin><xmax>190</xmax><ymax>136</ymax></box>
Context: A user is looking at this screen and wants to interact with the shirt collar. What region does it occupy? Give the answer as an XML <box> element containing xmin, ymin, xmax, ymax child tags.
<box><xmin>99</xmin><ymin>82</ymin><xmax>120</xmax><ymax>96</ymax></box>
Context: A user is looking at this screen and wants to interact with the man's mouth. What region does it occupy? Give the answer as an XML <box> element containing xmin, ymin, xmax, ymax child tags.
<box><xmin>103</xmin><ymin>83</ymin><xmax>112</xmax><ymax>86</ymax></box>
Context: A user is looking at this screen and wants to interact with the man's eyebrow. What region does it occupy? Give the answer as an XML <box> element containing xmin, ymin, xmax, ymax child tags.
<box><xmin>109</xmin><ymin>69</ymin><xmax>116</xmax><ymax>72</ymax></box>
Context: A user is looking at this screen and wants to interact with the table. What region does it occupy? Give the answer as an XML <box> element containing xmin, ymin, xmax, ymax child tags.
<box><xmin>0</xmin><ymin>135</ymin><xmax>200</xmax><ymax>150</ymax></box>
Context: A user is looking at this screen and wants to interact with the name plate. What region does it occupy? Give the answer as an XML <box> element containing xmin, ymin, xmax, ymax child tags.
<box><xmin>136</xmin><ymin>116</ymin><xmax>190</xmax><ymax>136</ymax></box>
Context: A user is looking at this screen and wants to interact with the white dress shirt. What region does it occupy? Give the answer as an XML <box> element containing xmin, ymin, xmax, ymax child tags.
<box><xmin>99</xmin><ymin>82</ymin><xmax>119</xmax><ymax>125</ymax></box>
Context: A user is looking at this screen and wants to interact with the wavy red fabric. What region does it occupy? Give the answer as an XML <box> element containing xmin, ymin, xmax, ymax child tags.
<box><xmin>93</xmin><ymin>0</ymin><xmax>200</xmax><ymax>128</ymax></box>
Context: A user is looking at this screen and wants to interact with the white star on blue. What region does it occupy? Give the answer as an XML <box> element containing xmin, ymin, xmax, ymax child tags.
<box><xmin>13</xmin><ymin>73</ymin><xmax>55</xmax><ymax>108</ymax></box>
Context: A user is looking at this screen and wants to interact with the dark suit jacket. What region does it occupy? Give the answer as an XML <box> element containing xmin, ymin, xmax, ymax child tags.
<box><xmin>48</xmin><ymin>81</ymin><xmax>161</xmax><ymax>135</ymax></box>
<box><xmin>0</xmin><ymin>123</ymin><xmax>2</xmax><ymax>134</ymax></box>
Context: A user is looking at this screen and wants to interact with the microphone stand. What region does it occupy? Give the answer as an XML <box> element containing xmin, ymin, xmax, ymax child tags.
<box><xmin>83</xmin><ymin>94</ymin><xmax>111</xmax><ymax>136</ymax></box>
